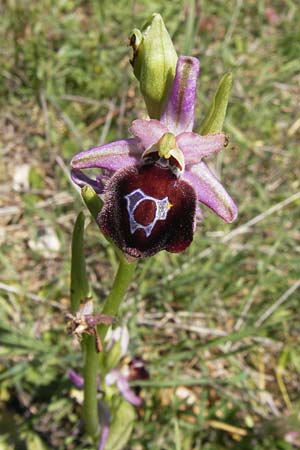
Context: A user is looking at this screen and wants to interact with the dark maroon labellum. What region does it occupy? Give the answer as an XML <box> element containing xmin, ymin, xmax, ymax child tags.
<box><xmin>99</xmin><ymin>162</ymin><xmax>196</xmax><ymax>258</ymax></box>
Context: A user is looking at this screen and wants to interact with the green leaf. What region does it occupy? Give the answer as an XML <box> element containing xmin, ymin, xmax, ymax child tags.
<box><xmin>200</xmin><ymin>72</ymin><xmax>233</xmax><ymax>135</ymax></box>
<box><xmin>174</xmin><ymin>418</ymin><xmax>182</xmax><ymax>450</ymax></box>
<box><xmin>70</xmin><ymin>212</ymin><xmax>90</xmax><ymax>313</ymax></box>
<box><xmin>25</xmin><ymin>432</ymin><xmax>48</xmax><ymax>450</ymax></box>
<box><xmin>104</xmin><ymin>341</ymin><xmax>122</xmax><ymax>374</ymax></box>
<box><xmin>104</xmin><ymin>399</ymin><xmax>136</xmax><ymax>450</ymax></box>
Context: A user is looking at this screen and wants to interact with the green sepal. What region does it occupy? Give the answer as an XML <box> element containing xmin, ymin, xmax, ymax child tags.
<box><xmin>130</xmin><ymin>13</ymin><xmax>178</xmax><ymax>119</ymax></box>
<box><xmin>70</xmin><ymin>212</ymin><xmax>90</xmax><ymax>314</ymax></box>
<box><xmin>104</xmin><ymin>398</ymin><xmax>136</xmax><ymax>450</ymax></box>
<box><xmin>104</xmin><ymin>341</ymin><xmax>123</xmax><ymax>374</ymax></box>
<box><xmin>200</xmin><ymin>72</ymin><xmax>233</xmax><ymax>134</ymax></box>
<box><xmin>81</xmin><ymin>185</ymin><xmax>103</xmax><ymax>221</ymax></box>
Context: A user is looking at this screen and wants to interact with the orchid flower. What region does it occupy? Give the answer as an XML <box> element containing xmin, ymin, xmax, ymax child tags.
<box><xmin>104</xmin><ymin>327</ymin><xmax>149</xmax><ymax>407</ymax></box>
<box><xmin>71</xmin><ymin>56</ymin><xmax>237</xmax><ymax>258</ymax></box>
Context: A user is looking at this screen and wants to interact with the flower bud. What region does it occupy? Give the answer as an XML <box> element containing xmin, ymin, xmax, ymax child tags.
<box><xmin>130</xmin><ymin>14</ymin><xmax>178</xmax><ymax>119</ymax></box>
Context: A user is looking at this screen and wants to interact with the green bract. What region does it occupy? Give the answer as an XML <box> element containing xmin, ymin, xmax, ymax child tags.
<box><xmin>200</xmin><ymin>72</ymin><xmax>233</xmax><ymax>135</ymax></box>
<box><xmin>130</xmin><ymin>13</ymin><xmax>178</xmax><ymax>119</ymax></box>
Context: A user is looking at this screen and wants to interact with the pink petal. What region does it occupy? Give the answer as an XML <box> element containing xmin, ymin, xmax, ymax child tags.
<box><xmin>106</xmin><ymin>326</ymin><xmax>129</xmax><ymax>357</ymax></box>
<box><xmin>68</xmin><ymin>370</ymin><xmax>84</xmax><ymax>389</ymax></box>
<box><xmin>105</xmin><ymin>370</ymin><xmax>119</xmax><ymax>386</ymax></box>
<box><xmin>70</xmin><ymin>138</ymin><xmax>142</xmax><ymax>191</ymax></box>
<box><xmin>183</xmin><ymin>162</ymin><xmax>237</xmax><ymax>223</ymax></box>
<box><xmin>160</xmin><ymin>56</ymin><xmax>200</xmax><ymax>134</ymax></box>
<box><xmin>71</xmin><ymin>138</ymin><xmax>142</xmax><ymax>172</ymax></box>
<box><xmin>116</xmin><ymin>376</ymin><xmax>142</xmax><ymax>407</ymax></box>
<box><xmin>98</xmin><ymin>424</ymin><xmax>109</xmax><ymax>450</ymax></box>
<box><xmin>130</xmin><ymin>119</ymin><xmax>168</xmax><ymax>149</ymax></box>
<box><xmin>98</xmin><ymin>401</ymin><xmax>111</xmax><ymax>450</ymax></box>
<box><xmin>176</xmin><ymin>132</ymin><xmax>226</xmax><ymax>165</ymax></box>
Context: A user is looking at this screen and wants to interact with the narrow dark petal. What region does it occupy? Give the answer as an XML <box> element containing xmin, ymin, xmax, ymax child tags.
<box><xmin>128</xmin><ymin>357</ymin><xmax>150</xmax><ymax>381</ymax></box>
<box><xmin>71</xmin><ymin>169</ymin><xmax>104</xmax><ymax>193</ymax></box>
<box><xmin>160</xmin><ymin>56</ymin><xmax>200</xmax><ymax>134</ymax></box>
<box><xmin>98</xmin><ymin>164</ymin><xmax>196</xmax><ymax>258</ymax></box>
<box><xmin>68</xmin><ymin>369</ymin><xmax>84</xmax><ymax>389</ymax></box>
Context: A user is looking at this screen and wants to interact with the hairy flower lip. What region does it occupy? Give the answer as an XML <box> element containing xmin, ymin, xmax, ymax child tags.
<box><xmin>70</xmin><ymin>56</ymin><xmax>238</xmax><ymax>257</ymax></box>
<box><xmin>99</xmin><ymin>164</ymin><xmax>196</xmax><ymax>258</ymax></box>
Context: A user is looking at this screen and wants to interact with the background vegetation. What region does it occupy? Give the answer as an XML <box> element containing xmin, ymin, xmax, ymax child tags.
<box><xmin>1</xmin><ymin>0</ymin><xmax>300</xmax><ymax>448</ymax></box>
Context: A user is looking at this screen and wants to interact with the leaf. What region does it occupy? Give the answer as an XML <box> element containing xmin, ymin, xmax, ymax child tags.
<box><xmin>200</xmin><ymin>72</ymin><xmax>233</xmax><ymax>135</ymax></box>
<box><xmin>70</xmin><ymin>212</ymin><xmax>90</xmax><ymax>313</ymax></box>
<box><xmin>104</xmin><ymin>399</ymin><xmax>136</xmax><ymax>450</ymax></box>
<box><xmin>25</xmin><ymin>432</ymin><xmax>48</xmax><ymax>450</ymax></box>
<box><xmin>174</xmin><ymin>418</ymin><xmax>182</xmax><ymax>450</ymax></box>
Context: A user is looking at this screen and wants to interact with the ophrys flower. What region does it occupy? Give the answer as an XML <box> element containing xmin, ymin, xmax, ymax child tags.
<box><xmin>71</xmin><ymin>56</ymin><xmax>237</xmax><ymax>258</ymax></box>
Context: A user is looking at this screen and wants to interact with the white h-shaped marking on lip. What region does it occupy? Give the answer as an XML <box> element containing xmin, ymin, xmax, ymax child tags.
<box><xmin>125</xmin><ymin>189</ymin><xmax>170</xmax><ymax>237</ymax></box>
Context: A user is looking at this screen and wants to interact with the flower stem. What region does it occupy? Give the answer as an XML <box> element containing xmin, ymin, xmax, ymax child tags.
<box><xmin>83</xmin><ymin>336</ymin><xmax>100</xmax><ymax>439</ymax></box>
<box><xmin>98</xmin><ymin>258</ymin><xmax>137</xmax><ymax>341</ymax></box>
<box><xmin>83</xmin><ymin>257</ymin><xmax>137</xmax><ymax>440</ymax></box>
<box><xmin>80</xmin><ymin>184</ymin><xmax>137</xmax><ymax>440</ymax></box>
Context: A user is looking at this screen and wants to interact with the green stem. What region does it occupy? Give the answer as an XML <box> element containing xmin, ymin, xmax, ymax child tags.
<box><xmin>98</xmin><ymin>258</ymin><xmax>137</xmax><ymax>341</ymax></box>
<box><xmin>83</xmin><ymin>257</ymin><xmax>136</xmax><ymax>440</ymax></box>
<box><xmin>83</xmin><ymin>336</ymin><xmax>100</xmax><ymax>439</ymax></box>
<box><xmin>80</xmin><ymin>184</ymin><xmax>137</xmax><ymax>440</ymax></box>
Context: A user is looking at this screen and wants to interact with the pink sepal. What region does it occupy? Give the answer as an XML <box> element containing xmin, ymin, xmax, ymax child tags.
<box><xmin>183</xmin><ymin>162</ymin><xmax>238</xmax><ymax>223</ymax></box>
